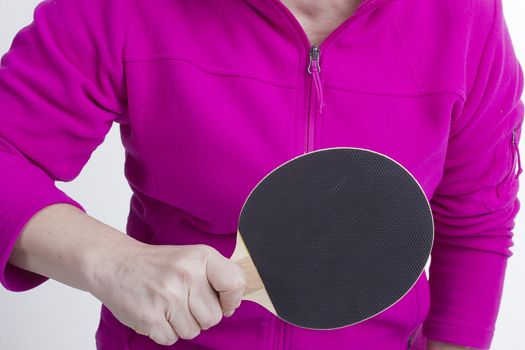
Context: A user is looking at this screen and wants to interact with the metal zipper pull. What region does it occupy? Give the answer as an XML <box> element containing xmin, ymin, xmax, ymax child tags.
<box><xmin>308</xmin><ymin>45</ymin><xmax>325</xmax><ymax>115</ymax></box>
<box><xmin>307</xmin><ymin>45</ymin><xmax>321</xmax><ymax>74</ymax></box>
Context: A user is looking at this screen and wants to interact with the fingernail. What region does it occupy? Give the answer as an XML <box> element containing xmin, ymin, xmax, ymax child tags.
<box><xmin>224</xmin><ymin>310</ymin><xmax>234</xmax><ymax>317</ymax></box>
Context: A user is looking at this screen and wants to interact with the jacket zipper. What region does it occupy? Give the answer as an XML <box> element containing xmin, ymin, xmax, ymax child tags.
<box><xmin>268</xmin><ymin>1</ymin><xmax>392</xmax><ymax>348</ymax></box>
<box><xmin>306</xmin><ymin>44</ymin><xmax>325</xmax><ymax>153</ymax></box>
<box><xmin>272</xmin><ymin>0</ymin><xmax>392</xmax><ymax>156</ymax></box>
<box><xmin>512</xmin><ymin>127</ymin><xmax>523</xmax><ymax>178</ymax></box>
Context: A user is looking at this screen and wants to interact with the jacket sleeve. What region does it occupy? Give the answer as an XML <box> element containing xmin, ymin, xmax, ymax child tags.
<box><xmin>0</xmin><ymin>0</ymin><xmax>127</xmax><ymax>292</ymax></box>
<box><xmin>422</xmin><ymin>1</ymin><xmax>524</xmax><ymax>349</ymax></box>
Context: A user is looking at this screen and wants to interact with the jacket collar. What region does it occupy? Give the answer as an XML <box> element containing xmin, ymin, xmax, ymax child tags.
<box><xmin>244</xmin><ymin>0</ymin><xmax>397</xmax><ymax>19</ymax></box>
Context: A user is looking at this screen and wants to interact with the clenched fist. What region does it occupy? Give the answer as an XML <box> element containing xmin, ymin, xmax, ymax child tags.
<box><xmin>88</xmin><ymin>241</ymin><xmax>246</xmax><ymax>346</ymax></box>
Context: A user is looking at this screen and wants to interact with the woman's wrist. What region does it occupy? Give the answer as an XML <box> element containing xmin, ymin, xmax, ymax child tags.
<box><xmin>82</xmin><ymin>225</ymin><xmax>147</xmax><ymax>298</ymax></box>
<box><xmin>12</xmin><ymin>201</ymin><xmax>147</xmax><ymax>296</ymax></box>
<box><xmin>7</xmin><ymin>203</ymin><xmax>135</xmax><ymax>293</ymax></box>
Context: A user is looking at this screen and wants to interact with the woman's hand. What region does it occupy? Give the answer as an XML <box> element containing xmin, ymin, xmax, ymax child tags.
<box><xmin>427</xmin><ymin>339</ymin><xmax>476</xmax><ymax>350</ymax></box>
<box><xmin>8</xmin><ymin>202</ymin><xmax>245</xmax><ymax>346</ymax></box>
<box><xmin>87</xmin><ymin>240</ymin><xmax>246</xmax><ymax>346</ymax></box>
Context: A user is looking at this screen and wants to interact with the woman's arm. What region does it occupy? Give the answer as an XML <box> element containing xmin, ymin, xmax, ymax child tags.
<box><xmin>8</xmin><ymin>202</ymin><xmax>246</xmax><ymax>347</ymax></box>
<box><xmin>8</xmin><ymin>202</ymin><xmax>134</xmax><ymax>294</ymax></box>
<box><xmin>0</xmin><ymin>0</ymin><xmax>127</xmax><ymax>292</ymax></box>
<box><xmin>0</xmin><ymin>0</ymin><xmax>245</xmax><ymax>346</ymax></box>
<box><xmin>422</xmin><ymin>0</ymin><xmax>524</xmax><ymax>348</ymax></box>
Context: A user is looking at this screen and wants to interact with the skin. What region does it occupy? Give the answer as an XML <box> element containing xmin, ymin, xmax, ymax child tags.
<box><xmin>9</xmin><ymin>203</ymin><xmax>246</xmax><ymax>346</ymax></box>
<box><xmin>7</xmin><ymin>1</ymin><xmax>478</xmax><ymax>348</ymax></box>
<box><xmin>281</xmin><ymin>0</ymin><xmax>363</xmax><ymax>45</ymax></box>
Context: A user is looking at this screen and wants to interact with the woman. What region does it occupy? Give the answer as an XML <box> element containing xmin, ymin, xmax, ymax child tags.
<box><xmin>0</xmin><ymin>0</ymin><xmax>522</xmax><ymax>349</ymax></box>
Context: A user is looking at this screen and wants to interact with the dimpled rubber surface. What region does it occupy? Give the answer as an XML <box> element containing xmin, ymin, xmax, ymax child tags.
<box><xmin>238</xmin><ymin>148</ymin><xmax>434</xmax><ymax>329</ymax></box>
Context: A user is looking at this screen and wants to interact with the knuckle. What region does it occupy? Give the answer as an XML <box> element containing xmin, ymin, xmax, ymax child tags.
<box><xmin>164</xmin><ymin>335</ymin><xmax>179</xmax><ymax>346</ymax></box>
<box><xmin>135</xmin><ymin>315</ymin><xmax>156</xmax><ymax>335</ymax></box>
<box><xmin>195</xmin><ymin>243</ymin><xmax>213</xmax><ymax>254</ymax></box>
<box><xmin>176</xmin><ymin>266</ymin><xmax>194</xmax><ymax>284</ymax></box>
<box><xmin>176</xmin><ymin>329</ymin><xmax>191</xmax><ymax>340</ymax></box>
<box><xmin>155</xmin><ymin>336</ymin><xmax>174</xmax><ymax>346</ymax></box>
<box><xmin>150</xmin><ymin>319</ymin><xmax>166</xmax><ymax>331</ymax></box>
<box><xmin>158</xmin><ymin>285</ymin><xmax>186</xmax><ymax>305</ymax></box>
<box><xmin>200</xmin><ymin>318</ymin><xmax>213</xmax><ymax>330</ymax></box>
<box><xmin>200</xmin><ymin>320</ymin><xmax>213</xmax><ymax>330</ymax></box>
<box><xmin>202</xmin><ymin>310</ymin><xmax>223</xmax><ymax>330</ymax></box>
<box><xmin>178</xmin><ymin>326</ymin><xmax>201</xmax><ymax>340</ymax></box>
<box><xmin>169</xmin><ymin>297</ymin><xmax>189</xmax><ymax>317</ymax></box>
<box><xmin>155</xmin><ymin>332</ymin><xmax>178</xmax><ymax>346</ymax></box>
<box><xmin>135</xmin><ymin>327</ymin><xmax>149</xmax><ymax>337</ymax></box>
<box><xmin>191</xmin><ymin>328</ymin><xmax>201</xmax><ymax>339</ymax></box>
<box><xmin>150</xmin><ymin>335</ymin><xmax>164</xmax><ymax>345</ymax></box>
<box><xmin>187</xmin><ymin>244</ymin><xmax>211</xmax><ymax>261</ymax></box>
<box><xmin>212</xmin><ymin>309</ymin><xmax>223</xmax><ymax>324</ymax></box>
<box><xmin>229</xmin><ymin>272</ymin><xmax>246</xmax><ymax>290</ymax></box>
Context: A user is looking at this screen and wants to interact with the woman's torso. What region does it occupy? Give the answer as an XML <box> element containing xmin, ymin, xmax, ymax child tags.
<box><xmin>96</xmin><ymin>0</ymin><xmax>473</xmax><ymax>348</ymax></box>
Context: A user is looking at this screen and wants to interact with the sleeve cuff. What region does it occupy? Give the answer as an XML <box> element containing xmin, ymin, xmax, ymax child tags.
<box><xmin>421</xmin><ymin>239</ymin><xmax>510</xmax><ymax>349</ymax></box>
<box><xmin>0</xmin><ymin>188</ymin><xmax>85</xmax><ymax>292</ymax></box>
<box><xmin>423</xmin><ymin>321</ymin><xmax>493</xmax><ymax>349</ymax></box>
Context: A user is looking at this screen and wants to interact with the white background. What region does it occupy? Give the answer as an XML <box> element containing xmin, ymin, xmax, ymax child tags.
<box><xmin>0</xmin><ymin>1</ymin><xmax>524</xmax><ymax>349</ymax></box>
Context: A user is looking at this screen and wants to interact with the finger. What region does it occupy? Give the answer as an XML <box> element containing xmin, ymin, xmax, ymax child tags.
<box><xmin>206</xmin><ymin>251</ymin><xmax>246</xmax><ymax>312</ymax></box>
<box><xmin>218</xmin><ymin>286</ymin><xmax>244</xmax><ymax>315</ymax></box>
<box><xmin>166</xmin><ymin>292</ymin><xmax>202</xmax><ymax>340</ymax></box>
<box><xmin>188</xmin><ymin>279</ymin><xmax>224</xmax><ymax>330</ymax></box>
<box><xmin>224</xmin><ymin>309</ymin><xmax>235</xmax><ymax>317</ymax></box>
<box><xmin>148</xmin><ymin>319</ymin><xmax>178</xmax><ymax>346</ymax></box>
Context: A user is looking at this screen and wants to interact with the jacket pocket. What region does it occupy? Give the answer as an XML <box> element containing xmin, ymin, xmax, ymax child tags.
<box><xmin>511</xmin><ymin>125</ymin><xmax>523</xmax><ymax>179</ymax></box>
<box><xmin>487</xmin><ymin>123</ymin><xmax>524</xmax><ymax>211</ymax></box>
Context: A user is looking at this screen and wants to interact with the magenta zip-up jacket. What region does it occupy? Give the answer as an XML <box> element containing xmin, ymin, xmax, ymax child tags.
<box><xmin>0</xmin><ymin>0</ymin><xmax>523</xmax><ymax>349</ymax></box>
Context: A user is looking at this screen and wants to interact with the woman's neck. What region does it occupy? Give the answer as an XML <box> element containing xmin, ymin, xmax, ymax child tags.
<box><xmin>280</xmin><ymin>0</ymin><xmax>363</xmax><ymax>45</ymax></box>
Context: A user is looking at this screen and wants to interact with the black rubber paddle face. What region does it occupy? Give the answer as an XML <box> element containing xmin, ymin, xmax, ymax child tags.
<box><xmin>238</xmin><ymin>147</ymin><xmax>434</xmax><ymax>329</ymax></box>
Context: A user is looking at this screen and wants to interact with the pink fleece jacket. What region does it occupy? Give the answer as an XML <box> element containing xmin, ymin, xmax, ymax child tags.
<box><xmin>0</xmin><ymin>0</ymin><xmax>523</xmax><ymax>349</ymax></box>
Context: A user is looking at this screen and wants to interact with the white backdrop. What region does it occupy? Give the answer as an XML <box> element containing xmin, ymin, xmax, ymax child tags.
<box><xmin>0</xmin><ymin>1</ymin><xmax>524</xmax><ymax>349</ymax></box>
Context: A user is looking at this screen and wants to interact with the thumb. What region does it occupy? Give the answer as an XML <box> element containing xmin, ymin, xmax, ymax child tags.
<box><xmin>205</xmin><ymin>249</ymin><xmax>246</xmax><ymax>313</ymax></box>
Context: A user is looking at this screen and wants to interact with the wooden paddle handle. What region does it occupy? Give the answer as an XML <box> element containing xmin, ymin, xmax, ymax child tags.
<box><xmin>230</xmin><ymin>231</ymin><xmax>277</xmax><ymax>316</ymax></box>
<box><xmin>230</xmin><ymin>231</ymin><xmax>265</xmax><ymax>297</ymax></box>
<box><xmin>234</xmin><ymin>255</ymin><xmax>265</xmax><ymax>296</ymax></box>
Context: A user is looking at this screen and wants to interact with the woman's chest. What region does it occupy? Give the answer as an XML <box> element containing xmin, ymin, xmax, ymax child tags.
<box><xmin>120</xmin><ymin>0</ymin><xmax>461</xmax><ymax>233</ymax></box>
<box><xmin>121</xmin><ymin>60</ymin><xmax>455</xmax><ymax>232</ymax></box>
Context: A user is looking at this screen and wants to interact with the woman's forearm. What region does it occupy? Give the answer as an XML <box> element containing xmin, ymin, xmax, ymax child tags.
<box><xmin>6</xmin><ymin>202</ymin><xmax>246</xmax><ymax>346</ymax></box>
<box><xmin>7</xmin><ymin>203</ymin><xmax>140</xmax><ymax>293</ymax></box>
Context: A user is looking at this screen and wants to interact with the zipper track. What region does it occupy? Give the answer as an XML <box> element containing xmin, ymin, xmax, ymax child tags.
<box><xmin>306</xmin><ymin>45</ymin><xmax>324</xmax><ymax>153</ymax></box>
<box><xmin>271</xmin><ymin>0</ymin><xmax>386</xmax><ymax>155</ymax></box>
<box><xmin>305</xmin><ymin>70</ymin><xmax>314</xmax><ymax>152</ymax></box>
<box><xmin>263</xmin><ymin>1</ymin><xmax>395</xmax><ymax>348</ymax></box>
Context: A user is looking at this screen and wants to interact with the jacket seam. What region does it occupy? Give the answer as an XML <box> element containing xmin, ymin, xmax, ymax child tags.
<box><xmin>124</xmin><ymin>54</ymin><xmax>467</xmax><ymax>99</ymax></box>
<box><xmin>324</xmin><ymin>84</ymin><xmax>465</xmax><ymax>99</ymax></box>
<box><xmin>452</xmin><ymin>0</ymin><xmax>498</xmax><ymax>125</ymax></box>
<box><xmin>122</xmin><ymin>0</ymin><xmax>130</xmax><ymax>60</ymax></box>
<box><xmin>123</xmin><ymin>55</ymin><xmax>299</xmax><ymax>89</ymax></box>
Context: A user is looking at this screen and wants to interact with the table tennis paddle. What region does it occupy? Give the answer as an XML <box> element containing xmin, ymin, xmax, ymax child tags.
<box><xmin>230</xmin><ymin>147</ymin><xmax>434</xmax><ymax>330</ymax></box>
